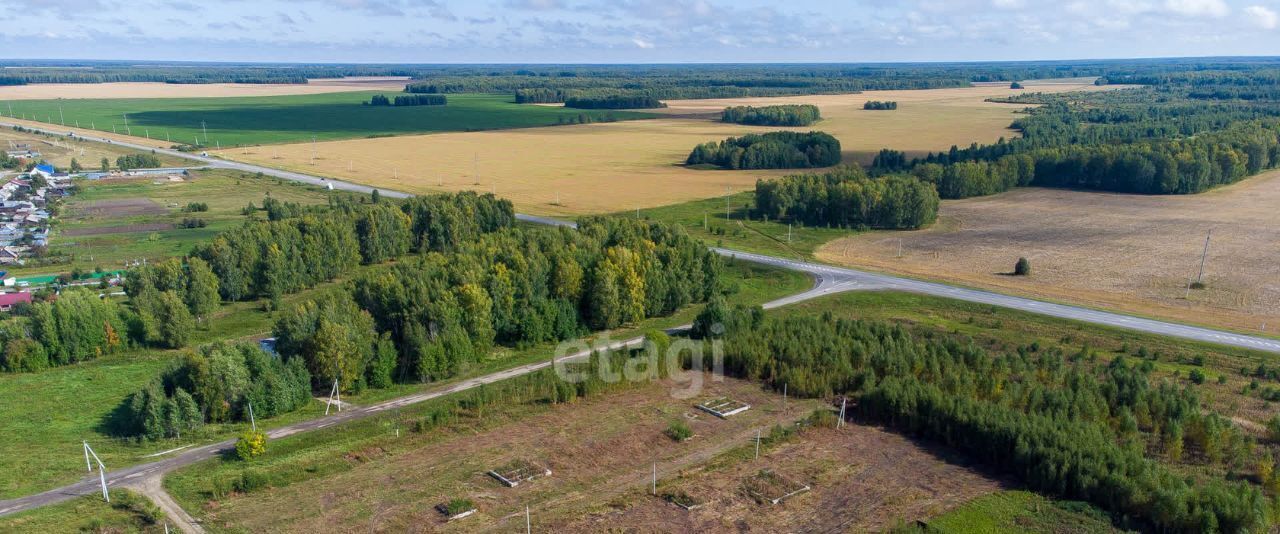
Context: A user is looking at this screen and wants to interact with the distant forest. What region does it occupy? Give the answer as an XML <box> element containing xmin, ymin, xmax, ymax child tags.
<box><xmin>862</xmin><ymin>67</ymin><xmax>1280</xmax><ymax>198</ymax></box>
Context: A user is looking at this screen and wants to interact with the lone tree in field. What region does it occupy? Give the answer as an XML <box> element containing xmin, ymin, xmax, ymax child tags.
<box><xmin>1014</xmin><ymin>257</ymin><xmax>1032</xmax><ymax>276</ymax></box>
<box><xmin>1010</xmin><ymin>81</ymin><xmax>1024</xmax><ymax>89</ymax></box>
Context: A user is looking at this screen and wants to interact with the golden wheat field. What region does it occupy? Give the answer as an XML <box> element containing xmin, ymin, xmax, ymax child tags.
<box><xmin>217</xmin><ymin>83</ymin><xmax>1120</xmax><ymax>216</ymax></box>
<box><xmin>817</xmin><ymin>171</ymin><xmax>1280</xmax><ymax>335</ymax></box>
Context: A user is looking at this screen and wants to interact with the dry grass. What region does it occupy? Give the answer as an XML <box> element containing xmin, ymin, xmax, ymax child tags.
<box><xmin>562</xmin><ymin>425</ymin><xmax>1005</xmax><ymax>533</ymax></box>
<box><xmin>0</xmin><ymin>128</ymin><xmax>187</xmax><ymax>169</ymax></box>
<box><xmin>0</xmin><ymin>77</ymin><xmax>409</xmax><ymax>100</ymax></box>
<box><xmin>817</xmin><ymin>172</ymin><xmax>1280</xmax><ymax>334</ymax></box>
<box><xmin>214</xmin><ymin>84</ymin><xmax>1123</xmax><ymax>216</ymax></box>
<box><xmin>188</xmin><ymin>377</ymin><xmax>824</xmax><ymax>532</ymax></box>
<box><xmin>184</xmin><ymin>375</ymin><xmax>1005</xmax><ymax>533</ymax></box>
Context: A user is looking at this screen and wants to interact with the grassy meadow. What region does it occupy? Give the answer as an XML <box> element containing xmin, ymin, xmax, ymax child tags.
<box><xmin>19</xmin><ymin>170</ymin><xmax>335</xmax><ymax>278</ymax></box>
<box><xmin>1</xmin><ymin>92</ymin><xmax>655</xmax><ymax>147</ymax></box>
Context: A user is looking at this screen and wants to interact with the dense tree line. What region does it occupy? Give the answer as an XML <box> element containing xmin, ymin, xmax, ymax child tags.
<box><xmin>370</xmin><ymin>94</ymin><xmax>447</xmax><ymax>106</ymax></box>
<box><xmin>0</xmin><ymin>259</ymin><xmax>223</xmax><ymax>373</ymax></box>
<box><xmin>693</xmin><ymin>306</ymin><xmax>1267</xmax><ymax>532</ymax></box>
<box><xmin>862</xmin><ymin>100</ymin><xmax>897</xmax><ymax>110</ymax></box>
<box><xmin>113</xmin><ymin>342</ymin><xmax>311</xmax><ymax>440</ymax></box>
<box><xmin>720</xmin><ymin>105</ymin><xmax>821</xmax><ymax>126</ymax></box>
<box><xmin>563</xmin><ymin>94</ymin><xmax>665</xmax><ymax>110</ymax></box>
<box><xmin>274</xmin><ymin>217</ymin><xmax>720</xmax><ymax>390</ymax></box>
<box><xmin>2</xmin><ymin>289</ymin><xmax>127</xmax><ymax>371</ymax></box>
<box><xmin>393</xmin><ymin>94</ymin><xmax>446</xmax><ymax>106</ymax></box>
<box><xmin>870</xmin><ymin>69</ymin><xmax>1280</xmax><ymax>198</ymax></box>
<box><xmin>116</xmin><ymin>154</ymin><xmax>162</xmax><ymax>171</ymax></box>
<box><xmin>192</xmin><ymin>192</ymin><xmax>513</xmax><ymax>303</ymax></box>
<box><xmin>753</xmin><ymin>167</ymin><xmax>938</xmax><ymax>229</ymax></box>
<box><xmin>687</xmin><ymin>131</ymin><xmax>841</xmax><ymax>170</ymax></box>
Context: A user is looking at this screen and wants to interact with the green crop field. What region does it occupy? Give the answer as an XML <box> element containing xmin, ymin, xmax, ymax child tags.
<box><xmin>1</xmin><ymin>92</ymin><xmax>656</xmax><ymax>146</ymax></box>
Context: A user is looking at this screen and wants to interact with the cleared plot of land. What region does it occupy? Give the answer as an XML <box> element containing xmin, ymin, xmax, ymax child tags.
<box><xmin>817</xmin><ymin>172</ymin><xmax>1280</xmax><ymax>335</ymax></box>
<box><xmin>0</xmin><ymin>128</ymin><xmax>188</xmax><ymax>169</ymax></box>
<box><xmin>171</xmin><ymin>378</ymin><xmax>829</xmax><ymax>532</ymax></box>
<box><xmin>0</xmin><ymin>92</ymin><xmax>653</xmax><ymax>147</ymax></box>
<box><xmin>561</xmin><ymin>425</ymin><xmax>1005</xmax><ymax>532</ymax></box>
<box><xmin>217</xmin><ymin>84</ymin><xmax>1123</xmax><ymax>216</ymax></box>
<box><xmin>0</xmin><ymin>77</ymin><xmax>410</xmax><ymax>100</ymax></box>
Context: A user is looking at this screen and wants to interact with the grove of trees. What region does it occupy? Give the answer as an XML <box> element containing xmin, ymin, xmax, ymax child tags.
<box><xmin>686</xmin><ymin>131</ymin><xmax>841</xmax><ymax>170</ymax></box>
<box><xmin>720</xmin><ymin>104</ymin><xmax>821</xmax><ymax>126</ymax></box>
<box><xmin>115</xmin><ymin>154</ymin><xmax>162</xmax><ymax>170</ymax></box>
<box><xmin>862</xmin><ymin>100</ymin><xmax>898</xmax><ymax>110</ymax></box>
<box><xmin>753</xmin><ymin>166</ymin><xmax>938</xmax><ymax>229</ymax></box>
<box><xmin>274</xmin><ymin>217</ymin><xmax>720</xmax><ymax>390</ymax></box>
<box><xmin>113</xmin><ymin>342</ymin><xmax>311</xmax><ymax>440</ymax></box>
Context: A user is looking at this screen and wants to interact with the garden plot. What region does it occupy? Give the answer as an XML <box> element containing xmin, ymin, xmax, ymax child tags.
<box><xmin>743</xmin><ymin>469</ymin><xmax>810</xmax><ymax>505</ymax></box>
<box><xmin>489</xmin><ymin>459</ymin><xmax>552</xmax><ymax>487</ymax></box>
<box><xmin>697</xmin><ymin>397</ymin><xmax>750</xmax><ymax>418</ymax></box>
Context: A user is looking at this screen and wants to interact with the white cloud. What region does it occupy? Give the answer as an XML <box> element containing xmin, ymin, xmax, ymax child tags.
<box><xmin>631</xmin><ymin>37</ymin><xmax>654</xmax><ymax>48</ymax></box>
<box><xmin>1164</xmin><ymin>0</ymin><xmax>1230</xmax><ymax>17</ymax></box>
<box><xmin>1245</xmin><ymin>5</ymin><xmax>1279</xmax><ymax>28</ymax></box>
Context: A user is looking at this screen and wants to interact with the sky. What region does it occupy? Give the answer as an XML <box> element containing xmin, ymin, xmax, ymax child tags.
<box><xmin>0</xmin><ymin>0</ymin><xmax>1278</xmax><ymax>63</ymax></box>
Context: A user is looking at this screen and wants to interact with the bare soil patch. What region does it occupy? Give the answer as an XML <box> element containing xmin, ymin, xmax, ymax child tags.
<box><xmin>67</xmin><ymin>198</ymin><xmax>168</xmax><ymax>218</ymax></box>
<box><xmin>817</xmin><ymin>174</ymin><xmax>1280</xmax><ymax>334</ymax></box>
<box><xmin>61</xmin><ymin>222</ymin><xmax>173</xmax><ymax>237</ymax></box>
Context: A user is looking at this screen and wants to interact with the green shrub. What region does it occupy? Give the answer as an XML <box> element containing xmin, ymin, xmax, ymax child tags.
<box><xmin>665</xmin><ymin>419</ymin><xmax>693</xmax><ymax>442</ymax></box>
<box><xmin>235</xmin><ymin>430</ymin><xmax>267</xmax><ymax>460</ymax></box>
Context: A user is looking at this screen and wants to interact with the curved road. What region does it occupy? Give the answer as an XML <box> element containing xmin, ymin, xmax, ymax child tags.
<box><xmin>2</xmin><ymin>119</ymin><xmax>1278</xmax><ymax>522</ymax></box>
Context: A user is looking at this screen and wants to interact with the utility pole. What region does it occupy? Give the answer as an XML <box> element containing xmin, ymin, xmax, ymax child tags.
<box><xmin>838</xmin><ymin>397</ymin><xmax>847</xmax><ymax>429</ymax></box>
<box><xmin>201</xmin><ymin>121</ymin><xmax>208</xmax><ymax>144</ymax></box>
<box><xmin>83</xmin><ymin>441</ymin><xmax>109</xmax><ymax>502</ymax></box>
<box><xmin>652</xmin><ymin>462</ymin><xmax>657</xmax><ymax>495</ymax></box>
<box><xmin>787</xmin><ymin>224</ymin><xmax>792</xmax><ymax>243</ymax></box>
<box><xmin>248</xmin><ymin>401</ymin><xmax>257</xmax><ymax>433</ymax></box>
<box><xmin>525</xmin><ymin>505</ymin><xmax>531</xmax><ymax>534</ymax></box>
<box><xmin>1196</xmin><ymin>229</ymin><xmax>1212</xmax><ymax>285</ymax></box>
<box><xmin>725</xmin><ymin>187</ymin><xmax>730</xmax><ymax>220</ymax></box>
<box><xmin>58</xmin><ymin>104</ymin><xmax>64</xmax><ymax>125</ymax></box>
<box><xmin>755</xmin><ymin>430</ymin><xmax>761</xmax><ymax>459</ymax></box>
<box><xmin>473</xmin><ymin>152</ymin><xmax>480</xmax><ymax>185</ymax></box>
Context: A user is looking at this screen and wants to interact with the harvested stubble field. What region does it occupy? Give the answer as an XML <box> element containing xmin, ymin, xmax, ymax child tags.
<box><xmin>173</xmin><ymin>377</ymin><xmax>832</xmax><ymax>532</ymax></box>
<box><xmin>0</xmin><ymin>77</ymin><xmax>411</xmax><ymax>100</ymax></box>
<box><xmin>216</xmin><ymin>83</ymin><xmax>1122</xmax><ymax>216</ymax></box>
<box><xmin>817</xmin><ymin>172</ymin><xmax>1280</xmax><ymax>335</ymax></box>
